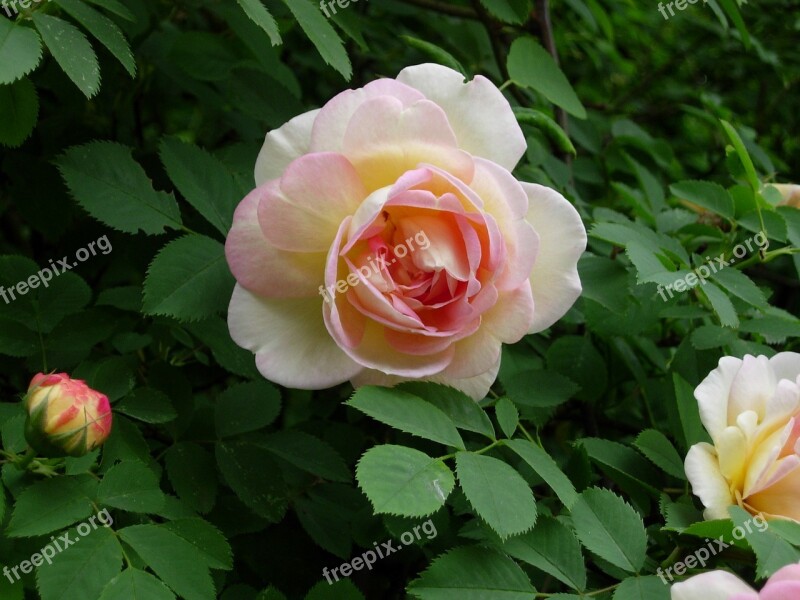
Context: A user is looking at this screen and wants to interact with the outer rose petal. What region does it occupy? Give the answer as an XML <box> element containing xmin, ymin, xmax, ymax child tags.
<box><xmin>255</xmin><ymin>109</ymin><xmax>319</xmax><ymax>185</ymax></box>
<box><xmin>396</xmin><ymin>63</ymin><xmax>526</xmax><ymax>171</ymax></box>
<box><xmin>228</xmin><ymin>284</ymin><xmax>363</xmax><ymax>388</ymax></box>
<box><xmin>695</xmin><ymin>356</ymin><xmax>744</xmax><ymax>442</ymax></box>
<box><xmin>225</xmin><ymin>185</ymin><xmax>325</xmax><ymax>298</ymax></box>
<box><xmin>670</xmin><ymin>571</ymin><xmax>758</xmax><ymax>600</ymax></box>
<box><xmin>685</xmin><ymin>443</ymin><xmax>735</xmax><ymax>520</ymax></box>
<box><xmin>522</xmin><ymin>183</ymin><xmax>586</xmax><ymax>333</ymax></box>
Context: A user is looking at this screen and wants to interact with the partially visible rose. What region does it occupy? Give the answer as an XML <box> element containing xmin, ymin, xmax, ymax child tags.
<box><xmin>671</xmin><ymin>562</ymin><xmax>800</xmax><ymax>599</ymax></box>
<box><xmin>225</xmin><ymin>63</ymin><xmax>586</xmax><ymax>399</ymax></box>
<box><xmin>24</xmin><ymin>373</ymin><xmax>113</xmax><ymax>457</ymax></box>
<box><xmin>685</xmin><ymin>353</ymin><xmax>800</xmax><ymax>521</ymax></box>
<box><xmin>772</xmin><ymin>184</ymin><xmax>800</xmax><ymax>208</ymax></box>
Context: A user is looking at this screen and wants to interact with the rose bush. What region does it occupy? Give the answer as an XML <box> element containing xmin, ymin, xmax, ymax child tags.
<box><xmin>24</xmin><ymin>373</ymin><xmax>113</xmax><ymax>458</ymax></box>
<box><xmin>671</xmin><ymin>562</ymin><xmax>800</xmax><ymax>599</ymax></box>
<box><xmin>685</xmin><ymin>353</ymin><xmax>800</xmax><ymax>521</ymax></box>
<box><xmin>225</xmin><ymin>63</ymin><xmax>586</xmax><ymax>399</ymax></box>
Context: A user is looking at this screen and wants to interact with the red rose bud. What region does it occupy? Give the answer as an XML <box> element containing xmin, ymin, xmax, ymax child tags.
<box><xmin>24</xmin><ymin>373</ymin><xmax>113</xmax><ymax>458</ymax></box>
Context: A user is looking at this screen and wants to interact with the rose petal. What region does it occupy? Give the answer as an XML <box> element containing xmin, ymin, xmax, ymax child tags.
<box><xmin>685</xmin><ymin>443</ymin><xmax>735</xmax><ymax>520</ymax></box>
<box><xmin>396</xmin><ymin>63</ymin><xmax>526</xmax><ymax>171</ymax></box>
<box><xmin>695</xmin><ymin>356</ymin><xmax>744</xmax><ymax>442</ymax></box>
<box><xmin>228</xmin><ymin>284</ymin><xmax>363</xmax><ymax>388</ymax></box>
<box><xmin>255</xmin><ymin>109</ymin><xmax>319</xmax><ymax>186</ymax></box>
<box><xmin>670</xmin><ymin>571</ymin><xmax>757</xmax><ymax>600</ymax></box>
<box><xmin>521</xmin><ymin>183</ymin><xmax>585</xmax><ymax>333</ymax></box>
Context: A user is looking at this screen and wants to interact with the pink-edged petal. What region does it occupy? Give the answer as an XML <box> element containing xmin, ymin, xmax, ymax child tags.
<box><xmin>341</xmin><ymin>96</ymin><xmax>474</xmax><ymax>190</ymax></box>
<box><xmin>225</xmin><ymin>185</ymin><xmax>325</xmax><ymax>298</ymax></box>
<box><xmin>258</xmin><ymin>152</ymin><xmax>366</xmax><ymax>252</ymax></box>
<box><xmin>760</xmin><ymin>581</ymin><xmax>800</xmax><ymax>600</ymax></box>
<box><xmin>228</xmin><ymin>284</ymin><xmax>363</xmax><ymax>388</ymax></box>
<box><xmin>670</xmin><ymin>571</ymin><xmax>757</xmax><ymax>600</ymax></box>
<box><xmin>338</xmin><ymin>320</ymin><xmax>455</xmax><ymax>378</ymax></box>
<box><xmin>310</xmin><ymin>78</ymin><xmax>425</xmax><ymax>153</ymax></box>
<box><xmin>396</xmin><ymin>63</ymin><xmax>526</xmax><ymax>171</ymax></box>
<box><xmin>255</xmin><ymin>109</ymin><xmax>319</xmax><ymax>185</ymax></box>
<box><xmin>763</xmin><ymin>563</ymin><xmax>800</xmax><ymax>585</ymax></box>
<box><xmin>349</xmin><ymin>354</ymin><xmax>501</xmax><ymax>401</ymax></box>
<box><xmin>685</xmin><ymin>443</ymin><xmax>735</xmax><ymax>520</ymax></box>
<box><xmin>522</xmin><ymin>183</ymin><xmax>586</xmax><ymax>333</ymax></box>
<box><xmin>695</xmin><ymin>356</ymin><xmax>744</xmax><ymax>442</ymax></box>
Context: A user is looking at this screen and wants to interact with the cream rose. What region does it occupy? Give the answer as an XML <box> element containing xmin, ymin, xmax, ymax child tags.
<box><xmin>225</xmin><ymin>64</ymin><xmax>586</xmax><ymax>399</ymax></box>
<box><xmin>686</xmin><ymin>353</ymin><xmax>800</xmax><ymax>521</ymax></box>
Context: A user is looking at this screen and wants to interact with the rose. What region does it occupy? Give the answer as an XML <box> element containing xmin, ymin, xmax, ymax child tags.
<box><xmin>671</xmin><ymin>562</ymin><xmax>800</xmax><ymax>599</ymax></box>
<box><xmin>772</xmin><ymin>183</ymin><xmax>800</xmax><ymax>208</ymax></box>
<box><xmin>685</xmin><ymin>353</ymin><xmax>800</xmax><ymax>521</ymax></box>
<box><xmin>225</xmin><ymin>63</ymin><xmax>586</xmax><ymax>399</ymax></box>
<box><xmin>24</xmin><ymin>372</ymin><xmax>113</xmax><ymax>457</ymax></box>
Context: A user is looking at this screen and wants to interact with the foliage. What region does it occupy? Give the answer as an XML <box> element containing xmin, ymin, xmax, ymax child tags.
<box><xmin>0</xmin><ymin>0</ymin><xmax>798</xmax><ymax>598</ymax></box>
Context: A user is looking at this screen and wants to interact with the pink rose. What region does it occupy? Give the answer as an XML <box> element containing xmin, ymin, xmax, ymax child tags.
<box><xmin>225</xmin><ymin>64</ymin><xmax>586</xmax><ymax>399</ymax></box>
<box><xmin>671</xmin><ymin>563</ymin><xmax>800</xmax><ymax>599</ymax></box>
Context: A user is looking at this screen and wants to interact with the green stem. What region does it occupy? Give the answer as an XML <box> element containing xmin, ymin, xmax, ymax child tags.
<box><xmin>16</xmin><ymin>447</ymin><xmax>38</xmax><ymax>471</ymax></box>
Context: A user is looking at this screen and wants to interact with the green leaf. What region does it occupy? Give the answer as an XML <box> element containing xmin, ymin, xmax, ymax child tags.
<box><xmin>305</xmin><ymin>579</ymin><xmax>365</xmax><ymax>600</ymax></box>
<box><xmin>690</xmin><ymin>324</ymin><xmax>738</xmax><ymax>350</ymax></box>
<box><xmin>7</xmin><ymin>475</ymin><xmax>96</xmax><ymax>537</ymax></box>
<box><xmin>408</xmin><ymin>546</ymin><xmax>535</xmax><ymax>599</ymax></box>
<box><xmin>578</xmin><ymin>437</ymin><xmax>660</xmax><ymax>493</ymax></box>
<box><xmin>720</xmin><ymin>119</ymin><xmax>760</xmax><ymax>192</ymax></box>
<box><xmin>612</xmin><ymin>576</ymin><xmax>670</xmax><ymax>600</ymax></box>
<box><xmin>0</xmin><ymin>20</ymin><xmax>42</xmax><ymax>84</ymax></box>
<box><xmin>700</xmin><ymin>281</ymin><xmax>739</xmax><ymax>328</ymax></box>
<box><xmin>456</xmin><ymin>451</ymin><xmax>537</xmax><ymax>539</ymax></box>
<box><xmin>673</xmin><ymin>373</ymin><xmax>710</xmax><ymax>450</ymax></box>
<box><xmin>507</xmin><ymin>36</ymin><xmax>586</xmax><ymax>118</ymax></box>
<box><xmin>159</xmin><ymin>138</ymin><xmax>241</xmax><ymax>236</ymax></box>
<box><xmin>633</xmin><ymin>430</ymin><xmax>686</xmax><ymax>479</ymax></box>
<box><xmin>56</xmin><ymin>142</ymin><xmax>182</xmax><ymax>235</ymax></box>
<box><xmin>279</xmin><ymin>0</ymin><xmax>351</xmax><ymax>79</ymax></box>
<box><xmin>215</xmin><ymin>380</ymin><xmax>281</xmax><ymax>438</ymax></box>
<box><xmin>712</xmin><ymin>267</ymin><xmax>767</xmax><ymax>309</ymax></box>
<box><xmin>99</xmin><ymin>569</ymin><xmax>176</xmax><ymax>600</ymax></box>
<box><xmin>716</xmin><ymin>0</ymin><xmax>750</xmax><ymax>49</ymax></box>
<box><xmin>729</xmin><ymin>506</ymin><xmax>800</xmax><ymax>578</ymax></box>
<box><xmin>495</xmin><ymin>398</ymin><xmax>519</xmax><ymax>438</ymax></box>
<box><xmin>262</xmin><ymin>430</ymin><xmax>350</xmax><ymax>482</ymax></box>
<box><xmin>478</xmin><ymin>0</ymin><xmax>530</xmax><ymax>24</ymax></box>
<box><xmin>356</xmin><ymin>445</ymin><xmax>454</xmax><ymax>517</ymax></box>
<box><xmin>37</xmin><ymin>527</ymin><xmax>123</xmax><ymax>600</ymax></box>
<box><xmin>347</xmin><ymin>386</ymin><xmax>464</xmax><ymax>449</ymax></box>
<box><xmin>119</xmin><ymin>525</ymin><xmax>216</xmax><ymax>600</ymax></box>
<box><xmin>0</xmin><ymin>78</ymin><xmax>38</xmax><ymax>147</ymax></box>
<box><xmin>165</xmin><ymin>442</ymin><xmax>218</xmax><ymax>514</ymax></box>
<box><xmin>82</xmin><ymin>0</ymin><xmax>135</xmax><ymax>20</ymax></box>
<box><xmin>570</xmin><ymin>488</ymin><xmax>647</xmax><ymax>573</ymax></box>
<box><xmin>546</xmin><ymin>336</ymin><xmax>607</xmax><ymax>402</ymax></box>
<box><xmin>503</xmin><ymin>517</ymin><xmax>586</xmax><ymax>591</ymax></box>
<box><xmin>513</xmin><ymin>107</ymin><xmax>577</xmax><ymax>156</ymax></box>
<box><xmin>115</xmin><ymin>388</ymin><xmax>177</xmax><ymax>424</ymax></box>
<box><xmin>504</xmin><ymin>369</ymin><xmax>580</xmax><ymax>408</ymax></box>
<box><xmin>397</xmin><ymin>382</ymin><xmax>495</xmax><ymax>439</ymax></box>
<box><xmin>54</xmin><ymin>0</ymin><xmax>135</xmax><ymax>76</ymax></box>
<box><xmin>162</xmin><ymin>519</ymin><xmax>233</xmax><ymax>570</ymax></box>
<box><xmin>216</xmin><ymin>441</ymin><xmax>289</xmax><ymax>522</ymax></box>
<box><xmin>670</xmin><ymin>181</ymin><xmax>735</xmax><ymax>220</ymax></box>
<box><xmin>97</xmin><ymin>461</ymin><xmax>166</xmax><ymax>513</ymax></box>
<box><xmin>31</xmin><ymin>13</ymin><xmax>100</xmax><ymax>98</ymax></box>
<box><xmin>400</xmin><ymin>36</ymin><xmax>466</xmax><ymax>75</ymax></box>
<box><xmin>236</xmin><ymin>0</ymin><xmax>281</xmax><ymax>45</ymax></box>
<box><xmin>143</xmin><ymin>235</ymin><xmax>235</xmax><ymax>321</ymax></box>
<box><xmin>506</xmin><ymin>439</ymin><xmax>578</xmax><ymax>508</ymax></box>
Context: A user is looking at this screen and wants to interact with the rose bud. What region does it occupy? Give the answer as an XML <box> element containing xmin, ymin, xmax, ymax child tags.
<box><xmin>772</xmin><ymin>183</ymin><xmax>800</xmax><ymax>208</ymax></box>
<box><xmin>24</xmin><ymin>373</ymin><xmax>113</xmax><ymax>457</ymax></box>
